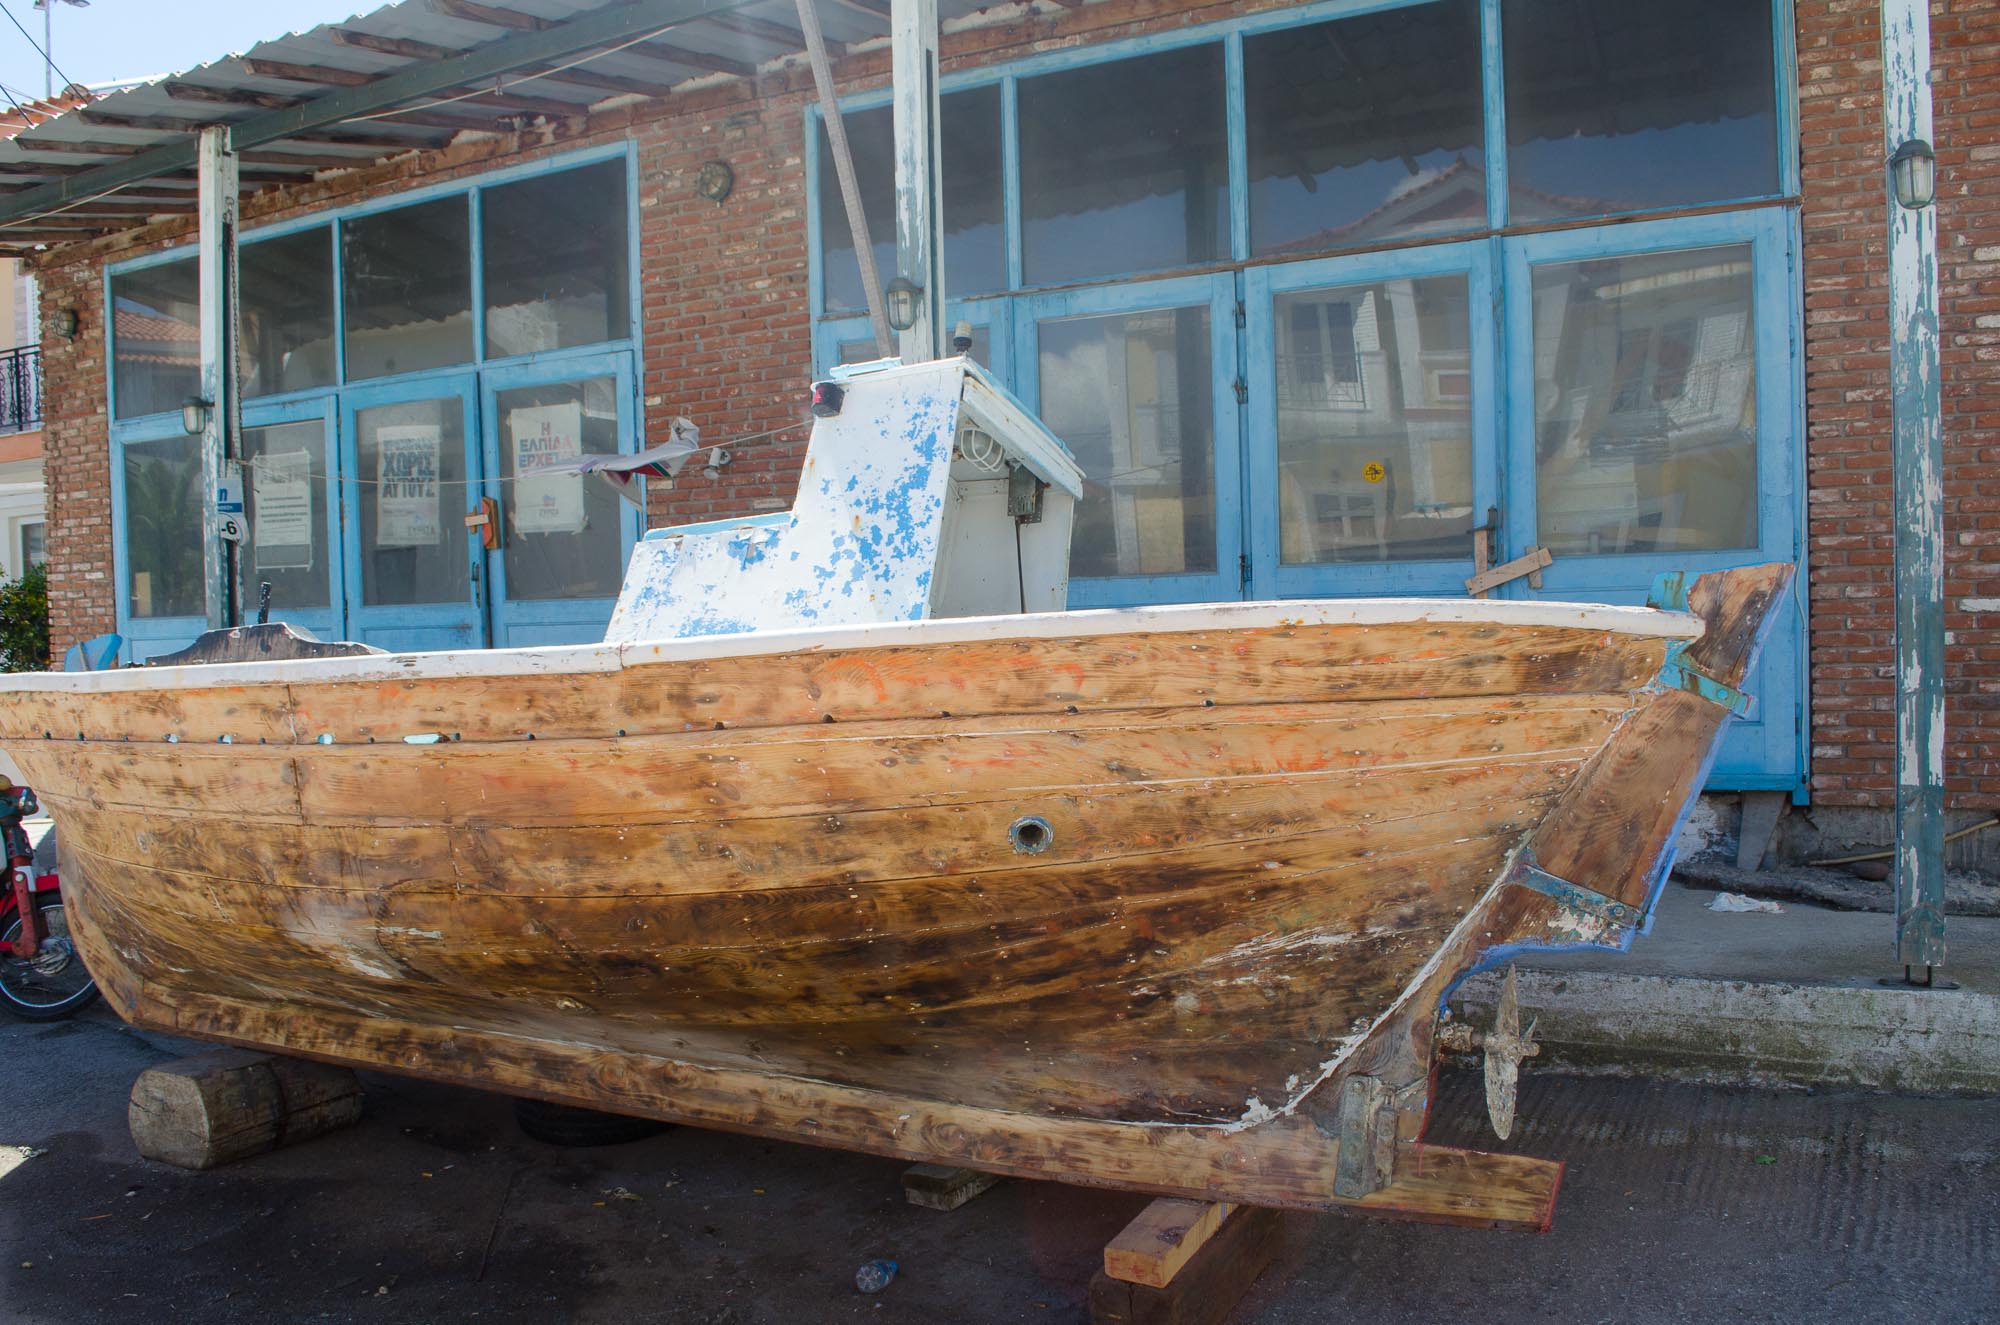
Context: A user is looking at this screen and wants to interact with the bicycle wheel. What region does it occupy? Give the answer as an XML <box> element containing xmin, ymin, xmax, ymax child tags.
<box><xmin>0</xmin><ymin>898</ymin><xmax>100</xmax><ymax>1020</ymax></box>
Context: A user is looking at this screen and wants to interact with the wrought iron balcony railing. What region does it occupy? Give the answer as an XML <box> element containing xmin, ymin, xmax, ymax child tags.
<box><xmin>0</xmin><ymin>344</ymin><xmax>41</xmax><ymax>435</ymax></box>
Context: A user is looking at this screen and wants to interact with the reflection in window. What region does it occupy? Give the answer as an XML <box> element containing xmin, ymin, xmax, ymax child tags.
<box><xmin>817</xmin><ymin>86</ymin><xmax>1006</xmax><ymax>315</ymax></box>
<box><xmin>1039</xmin><ymin>306</ymin><xmax>1214</xmax><ymax>579</ymax></box>
<box><xmin>839</xmin><ymin>323</ymin><xmax>990</xmax><ymax>367</ymax></box>
<box><xmin>241</xmin><ymin>227</ymin><xmax>335</xmax><ymax>398</ymax></box>
<box><xmin>342</xmin><ymin>196</ymin><xmax>473</xmax><ymax>381</ymax></box>
<box><xmin>1504</xmin><ymin>0</ymin><xmax>1777</xmax><ymax>219</ymax></box>
<box><xmin>355</xmin><ymin>396</ymin><xmax>468</xmax><ymax>606</ymax></box>
<box><xmin>1276</xmin><ymin>276</ymin><xmax>1474</xmax><ymax>564</ymax></box>
<box><xmin>1532</xmin><ymin>245</ymin><xmax>1758</xmax><ymax>556</ymax></box>
<box><xmin>1246</xmin><ymin>0</ymin><xmax>1484</xmax><ymax>257</ymax></box>
<box><xmin>241</xmin><ymin>419</ymin><xmax>330</xmax><ymax>612</ymax></box>
<box><xmin>122</xmin><ymin>435</ymin><xmax>205</xmax><ymax>618</ymax></box>
<box><xmin>110</xmin><ymin>258</ymin><xmax>199</xmax><ymax>420</ymax></box>
<box><xmin>1020</xmin><ymin>45</ymin><xmax>1227</xmax><ymax>286</ymax></box>
<box><xmin>496</xmin><ymin>376</ymin><xmax>625</xmax><ymax>601</ymax></box>
<box><xmin>484</xmin><ymin>160</ymin><xmax>630</xmax><ymax>358</ymax></box>
<box><xmin>19</xmin><ymin>521</ymin><xmax>43</xmax><ymax>571</ymax></box>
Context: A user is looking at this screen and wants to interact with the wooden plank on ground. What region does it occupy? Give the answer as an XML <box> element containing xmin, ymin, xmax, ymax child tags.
<box><xmin>1090</xmin><ymin>1203</ymin><xmax>1283</xmax><ymax>1325</ymax></box>
<box><xmin>902</xmin><ymin>1163</ymin><xmax>1002</xmax><ymax>1210</ymax></box>
<box><xmin>1103</xmin><ymin>1198</ymin><xmax>1237</xmax><ymax>1288</ymax></box>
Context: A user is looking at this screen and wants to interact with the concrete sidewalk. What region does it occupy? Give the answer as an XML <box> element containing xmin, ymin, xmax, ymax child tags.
<box><xmin>1451</xmin><ymin>881</ymin><xmax>2000</xmax><ymax>1094</ymax></box>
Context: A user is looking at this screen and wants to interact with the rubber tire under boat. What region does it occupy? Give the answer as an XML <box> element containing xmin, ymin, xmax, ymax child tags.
<box><xmin>513</xmin><ymin>1097</ymin><xmax>672</xmax><ymax>1147</ymax></box>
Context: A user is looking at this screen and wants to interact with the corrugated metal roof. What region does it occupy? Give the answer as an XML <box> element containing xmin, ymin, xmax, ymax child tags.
<box><xmin>0</xmin><ymin>0</ymin><xmax>982</xmax><ymax>256</ymax></box>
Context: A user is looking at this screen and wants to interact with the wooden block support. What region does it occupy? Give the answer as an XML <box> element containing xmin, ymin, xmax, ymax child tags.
<box><xmin>1090</xmin><ymin>1200</ymin><xmax>1284</xmax><ymax>1325</ymax></box>
<box><xmin>129</xmin><ymin>1050</ymin><xmax>364</xmax><ymax>1170</ymax></box>
<box><xmin>902</xmin><ymin>1162</ymin><xmax>1002</xmax><ymax>1211</ymax></box>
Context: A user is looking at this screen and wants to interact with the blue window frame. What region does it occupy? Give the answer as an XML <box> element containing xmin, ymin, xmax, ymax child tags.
<box><xmin>104</xmin><ymin>143</ymin><xmax>645</xmax><ymax>661</ymax></box>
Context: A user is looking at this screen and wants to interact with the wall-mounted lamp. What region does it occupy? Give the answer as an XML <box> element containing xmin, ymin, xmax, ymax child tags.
<box><xmin>1889</xmin><ymin>138</ymin><xmax>1936</xmax><ymax>210</ymax></box>
<box><xmin>50</xmin><ymin>307</ymin><xmax>78</xmax><ymax>341</ymax></box>
<box><xmin>884</xmin><ymin>276</ymin><xmax>923</xmax><ymax>333</ymax></box>
<box><xmin>695</xmin><ymin>160</ymin><xmax>733</xmax><ymax>204</ymax></box>
<box><xmin>181</xmin><ymin>396</ymin><xmax>213</xmax><ymax>437</ymax></box>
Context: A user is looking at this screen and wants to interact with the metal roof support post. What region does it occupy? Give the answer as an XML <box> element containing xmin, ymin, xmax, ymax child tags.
<box><xmin>196</xmin><ymin>124</ymin><xmax>241</xmax><ymax>630</ymax></box>
<box><xmin>890</xmin><ymin>0</ymin><xmax>944</xmax><ymax>362</ymax></box>
<box><xmin>1882</xmin><ymin>0</ymin><xmax>1947</xmax><ymax>979</ymax></box>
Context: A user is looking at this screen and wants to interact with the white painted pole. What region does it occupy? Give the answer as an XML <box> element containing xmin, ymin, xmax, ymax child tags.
<box><xmin>196</xmin><ymin>125</ymin><xmax>240</xmax><ymax>630</ymax></box>
<box><xmin>890</xmin><ymin>0</ymin><xmax>944</xmax><ymax>362</ymax></box>
<box><xmin>1881</xmin><ymin>0</ymin><xmax>1946</xmax><ymax>974</ymax></box>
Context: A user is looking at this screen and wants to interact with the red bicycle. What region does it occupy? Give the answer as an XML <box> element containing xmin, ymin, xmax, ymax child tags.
<box><xmin>0</xmin><ymin>780</ymin><xmax>97</xmax><ymax>1019</ymax></box>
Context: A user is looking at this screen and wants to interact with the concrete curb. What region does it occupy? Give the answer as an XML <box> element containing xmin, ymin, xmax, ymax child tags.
<box><xmin>1449</xmin><ymin>967</ymin><xmax>2000</xmax><ymax>1095</ymax></box>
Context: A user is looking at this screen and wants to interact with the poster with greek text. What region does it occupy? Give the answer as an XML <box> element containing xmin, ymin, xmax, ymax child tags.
<box><xmin>376</xmin><ymin>425</ymin><xmax>441</xmax><ymax>548</ymax></box>
<box><xmin>510</xmin><ymin>401</ymin><xmax>586</xmax><ymax>536</ymax></box>
<box><xmin>253</xmin><ymin>448</ymin><xmax>314</xmax><ymax>568</ymax></box>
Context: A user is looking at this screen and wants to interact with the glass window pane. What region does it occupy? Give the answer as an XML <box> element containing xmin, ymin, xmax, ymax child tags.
<box><xmin>1020</xmin><ymin>45</ymin><xmax>1227</xmax><ymax>286</ymax></box>
<box><xmin>19</xmin><ymin>522</ymin><xmax>44</xmax><ymax>570</ymax></box>
<box><xmin>342</xmin><ymin>196</ymin><xmax>473</xmax><ymax>381</ymax></box>
<box><xmin>241</xmin><ymin>227</ymin><xmax>335</xmax><ymax>398</ymax></box>
<box><xmin>840</xmin><ymin>322</ymin><xmax>990</xmax><ymax>367</ymax></box>
<box><xmin>110</xmin><ymin>258</ymin><xmax>199</xmax><ymax>420</ymax></box>
<box><xmin>1038</xmin><ymin>306</ymin><xmax>1215</xmax><ymax>578</ymax></box>
<box><xmin>1532</xmin><ymin>245</ymin><xmax>1758</xmax><ymax>556</ymax></box>
<box><xmin>817</xmin><ymin>85</ymin><xmax>1006</xmax><ymax>315</ymax></box>
<box><xmin>1247</xmin><ymin>0</ymin><xmax>1485</xmax><ymax>257</ymax></box>
<box><xmin>483</xmin><ymin>159</ymin><xmax>630</xmax><ymax>358</ymax></box>
<box><xmin>121</xmin><ymin>435</ymin><xmax>205</xmax><ymax>618</ymax></box>
<box><xmin>1503</xmin><ymin>0</ymin><xmax>1778</xmax><ymax>219</ymax></box>
<box><xmin>356</xmin><ymin>397</ymin><xmax>468</xmax><ymax>606</ymax></box>
<box><xmin>496</xmin><ymin>376</ymin><xmax>625</xmax><ymax>601</ymax></box>
<box><xmin>1275</xmin><ymin>275</ymin><xmax>1474</xmax><ymax>564</ymax></box>
<box><xmin>241</xmin><ymin>419</ymin><xmax>331</xmax><ymax>612</ymax></box>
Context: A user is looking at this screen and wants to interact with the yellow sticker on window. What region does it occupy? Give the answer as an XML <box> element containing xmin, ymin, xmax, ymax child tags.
<box><xmin>1362</xmin><ymin>461</ymin><xmax>1386</xmax><ymax>484</ymax></box>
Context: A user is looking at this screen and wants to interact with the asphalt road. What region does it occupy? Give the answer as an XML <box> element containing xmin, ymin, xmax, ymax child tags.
<box><xmin>1</xmin><ymin>1006</ymin><xmax>1994</xmax><ymax>1324</ymax></box>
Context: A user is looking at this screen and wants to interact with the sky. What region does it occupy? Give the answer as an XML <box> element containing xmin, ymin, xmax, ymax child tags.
<box><xmin>0</xmin><ymin>0</ymin><xmax>375</xmax><ymax>105</ymax></box>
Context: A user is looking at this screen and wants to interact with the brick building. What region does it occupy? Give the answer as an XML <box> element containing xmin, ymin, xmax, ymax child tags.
<box><xmin>4</xmin><ymin>0</ymin><xmax>1995</xmax><ymax>825</ymax></box>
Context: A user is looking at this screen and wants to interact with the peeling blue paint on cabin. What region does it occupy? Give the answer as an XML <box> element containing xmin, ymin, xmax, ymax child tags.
<box><xmin>604</xmin><ymin>358</ymin><xmax>1084</xmax><ymax>644</ymax></box>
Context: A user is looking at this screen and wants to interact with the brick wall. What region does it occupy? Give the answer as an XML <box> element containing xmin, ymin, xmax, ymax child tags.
<box><xmin>1797</xmin><ymin>0</ymin><xmax>2000</xmax><ymax>807</ymax></box>
<box><xmin>37</xmin><ymin>258</ymin><xmax>114</xmax><ymax>659</ymax></box>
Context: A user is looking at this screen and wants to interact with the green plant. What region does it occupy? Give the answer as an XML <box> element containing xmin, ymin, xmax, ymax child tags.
<box><xmin>0</xmin><ymin>561</ymin><xmax>50</xmax><ymax>672</ymax></box>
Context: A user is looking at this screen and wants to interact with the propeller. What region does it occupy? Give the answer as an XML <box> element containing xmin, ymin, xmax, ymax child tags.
<box><xmin>1436</xmin><ymin>965</ymin><xmax>1542</xmax><ymax>1140</ymax></box>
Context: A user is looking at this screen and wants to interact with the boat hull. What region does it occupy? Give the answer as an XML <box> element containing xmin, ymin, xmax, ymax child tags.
<box><xmin>0</xmin><ymin>572</ymin><xmax>1790</xmax><ymax>1226</ymax></box>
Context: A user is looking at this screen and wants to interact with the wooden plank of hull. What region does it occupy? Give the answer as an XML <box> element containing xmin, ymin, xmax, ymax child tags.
<box><xmin>2</xmin><ymin>621</ymin><xmax>1670</xmax><ymax>747</ymax></box>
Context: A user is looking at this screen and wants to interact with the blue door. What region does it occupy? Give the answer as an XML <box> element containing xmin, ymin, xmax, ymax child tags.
<box><xmin>1499</xmin><ymin>211</ymin><xmax>1803</xmax><ymax>789</ymax></box>
<box><xmin>1016</xmin><ymin>273</ymin><xmax>1243</xmax><ymax>607</ymax></box>
<box><xmin>1243</xmin><ymin>240</ymin><xmax>1500</xmax><ymax>599</ymax></box>
<box><xmin>480</xmin><ymin>351</ymin><xmax>643</xmax><ymax>648</ymax></box>
<box><xmin>240</xmin><ymin>399</ymin><xmax>345</xmax><ymax>642</ymax></box>
<box><xmin>338</xmin><ymin>375</ymin><xmax>489</xmax><ymax>653</ymax></box>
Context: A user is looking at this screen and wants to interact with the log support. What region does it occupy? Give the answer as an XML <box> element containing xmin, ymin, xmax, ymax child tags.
<box><xmin>129</xmin><ymin>1050</ymin><xmax>363</xmax><ymax>1170</ymax></box>
<box><xmin>902</xmin><ymin>1162</ymin><xmax>1003</xmax><ymax>1211</ymax></box>
<box><xmin>1089</xmin><ymin>1198</ymin><xmax>1284</xmax><ymax>1325</ymax></box>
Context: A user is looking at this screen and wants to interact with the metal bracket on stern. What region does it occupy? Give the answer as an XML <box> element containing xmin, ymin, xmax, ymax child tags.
<box><xmin>1503</xmin><ymin>852</ymin><xmax>1641</xmax><ymax>929</ymax></box>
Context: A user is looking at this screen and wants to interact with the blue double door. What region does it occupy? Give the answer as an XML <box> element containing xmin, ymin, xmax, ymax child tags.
<box><xmin>1003</xmin><ymin>210</ymin><xmax>1802</xmax><ymax>791</ymax></box>
<box><xmin>236</xmin><ymin>351</ymin><xmax>641</xmax><ymax>652</ymax></box>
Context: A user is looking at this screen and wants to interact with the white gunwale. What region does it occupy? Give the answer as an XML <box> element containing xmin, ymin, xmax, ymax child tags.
<box><xmin>4</xmin><ymin>596</ymin><xmax>1700</xmax><ymax>696</ymax></box>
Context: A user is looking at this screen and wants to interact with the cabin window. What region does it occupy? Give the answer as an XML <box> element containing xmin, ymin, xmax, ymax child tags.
<box><xmin>816</xmin><ymin>85</ymin><xmax>1006</xmax><ymax>316</ymax></box>
<box><xmin>241</xmin><ymin>226</ymin><xmax>336</xmax><ymax>399</ymax></box>
<box><xmin>1038</xmin><ymin>304</ymin><xmax>1216</xmax><ymax>579</ymax></box>
<box><xmin>341</xmin><ymin>195</ymin><xmax>474</xmax><ymax>382</ymax></box>
<box><xmin>483</xmin><ymin>159</ymin><xmax>631</xmax><ymax>359</ymax></box>
<box><xmin>1530</xmin><ymin>243</ymin><xmax>1758</xmax><ymax>555</ymax></box>
<box><xmin>120</xmin><ymin>435</ymin><xmax>205</xmax><ymax>619</ymax></box>
<box><xmin>1274</xmin><ymin>274</ymin><xmax>1475</xmax><ymax>565</ymax></box>
<box><xmin>1018</xmin><ymin>44</ymin><xmax>1228</xmax><ymax>287</ymax></box>
<box><xmin>109</xmin><ymin>257</ymin><xmax>199</xmax><ymax>421</ymax></box>
<box><xmin>1244</xmin><ymin>0</ymin><xmax>1485</xmax><ymax>257</ymax></box>
<box><xmin>1502</xmin><ymin>0</ymin><xmax>1779</xmax><ymax>219</ymax></box>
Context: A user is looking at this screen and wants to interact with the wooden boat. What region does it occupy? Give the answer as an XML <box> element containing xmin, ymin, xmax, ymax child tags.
<box><xmin>0</xmin><ymin>358</ymin><xmax>1790</xmax><ymax>1230</ymax></box>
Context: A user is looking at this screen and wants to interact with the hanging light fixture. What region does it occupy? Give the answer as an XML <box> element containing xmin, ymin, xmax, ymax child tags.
<box><xmin>1888</xmin><ymin>138</ymin><xmax>1937</xmax><ymax>210</ymax></box>
<box><xmin>181</xmin><ymin>396</ymin><xmax>212</xmax><ymax>436</ymax></box>
<box><xmin>883</xmin><ymin>276</ymin><xmax>923</xmax><ymax>333</ymax></box>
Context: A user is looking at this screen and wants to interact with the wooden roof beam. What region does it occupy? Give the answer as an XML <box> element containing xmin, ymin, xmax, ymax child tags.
<box><xmin>243</xmin><ymin>57</ymin><xmax>591</xmax><ymax>120</ymax></box>
<box><xmin>699</xmin><ymin>11</ymin><xmax>824</xmax><ymax>54</ymax></box>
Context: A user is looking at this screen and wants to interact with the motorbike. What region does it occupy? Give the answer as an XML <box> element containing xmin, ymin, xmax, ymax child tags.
<box><xmin>0</xmin><ymin>778</ymin><xmax>98</xmax><ymax>1019</ymax></box>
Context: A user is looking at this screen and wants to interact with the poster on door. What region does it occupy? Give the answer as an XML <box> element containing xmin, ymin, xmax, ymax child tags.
<box><xmin>376</xmin><ymin>425</ymin><xmax>442</xmax><ymax>548</ymax></box>
<box><xmin>253</xmin><ymin>448</ymin><xmax>315</xmax><ymax>568</ymax></box>
<box><xmin>510</xmin><ymin>401</ymin><xmax>586</xmax><ymax>536</ymax></box>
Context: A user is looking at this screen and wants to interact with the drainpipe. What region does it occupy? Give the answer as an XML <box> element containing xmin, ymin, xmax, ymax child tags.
<box><xmin>1880</xmin><ymin>0</ymin><xmax>1946</xmax><ymax>980</ymax></box>
<box><xmin>195</xmin><ymin>125</ymin><xmax>241</xmax><ymax>630</ymax></box>
<box><xmin>890</xmin><ymin>0</ymin><xmax>945</xmax><ymax>362</ymax></box>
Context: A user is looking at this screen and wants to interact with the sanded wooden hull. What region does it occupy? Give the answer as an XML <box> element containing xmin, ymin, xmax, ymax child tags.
<box><xmin>0</xmin><ymin>573</ymin><xmax>1790</xmax><ymax>1226</ymax></box>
